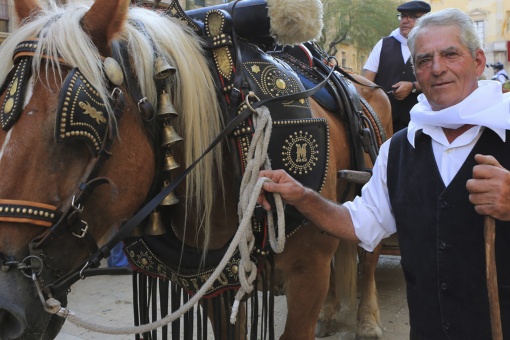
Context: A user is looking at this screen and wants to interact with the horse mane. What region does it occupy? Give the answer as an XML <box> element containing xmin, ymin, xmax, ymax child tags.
<box><xmin>0</xmin><ymin>1</ymin><xmax>224</xmax><ymax>249</ymax></box>
<box><xmin>124</xmin><ymin>7</ymin><xmax>224</xmax><ymax>248</ymax></box>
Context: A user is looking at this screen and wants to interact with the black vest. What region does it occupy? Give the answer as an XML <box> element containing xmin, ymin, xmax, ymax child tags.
<box><xmin>387</xmin><ymin>128</ymin><xmax>510</xmax><ymax>340</ymax></box>
<box><xmin>374</xmin><ymin>37</ymin><xmax>418</xmax><ymax>132</ymax></box>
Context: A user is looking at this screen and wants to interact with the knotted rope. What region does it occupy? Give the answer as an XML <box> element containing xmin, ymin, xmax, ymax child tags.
<box><xmin>230</xmin><ymin>105</ymin><xmax>285</xmax><ymax>323</ymax></box>
<box><xmin>40</xmin><ymin>105</ymin><xmax>285</xmax><ymax>334</ymax></box>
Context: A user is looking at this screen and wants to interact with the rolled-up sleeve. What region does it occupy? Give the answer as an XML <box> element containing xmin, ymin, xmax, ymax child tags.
<box><xmin>343</xmin><ymin>140</ymin><xmax>397</xmax><ymax>252</ymax></box>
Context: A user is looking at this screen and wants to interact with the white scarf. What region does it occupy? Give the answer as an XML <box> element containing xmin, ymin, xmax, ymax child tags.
<box><xmin>408</xmin><ymin>80</ymin><xmax>510</xmax><ymax>141</ymax></box>
<box><xmin>390</xmin><ymin>28</ymin><xmax>407</xmax><ymax>46</ymax></box>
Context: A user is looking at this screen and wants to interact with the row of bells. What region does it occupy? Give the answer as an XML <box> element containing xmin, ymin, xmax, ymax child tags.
<box><xmin>145</xmin><ymin>55</ymin><xmax>181</xmax><ymax>236</ymax></box>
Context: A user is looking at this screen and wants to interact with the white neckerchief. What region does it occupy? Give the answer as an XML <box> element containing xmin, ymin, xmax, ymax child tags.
<box><xmin>390</xmin><ymin>28</ymin><xmax>411</xmax><ymax>63</ymax></box>
<box><xmin>390</xmin><ymin>28</ymin><xmax>407</xmax><ymax>45</ymax></box>
<box><xmin>408</xmin><ymin>80</ymin><xmax>510</xmax><ymax>146</ymax></box>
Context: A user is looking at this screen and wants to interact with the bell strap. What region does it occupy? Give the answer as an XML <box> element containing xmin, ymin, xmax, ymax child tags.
<box><xmin>0</xmin><ymin>199</ymin><xmax>60</xmax><ymax>227</ymax></box>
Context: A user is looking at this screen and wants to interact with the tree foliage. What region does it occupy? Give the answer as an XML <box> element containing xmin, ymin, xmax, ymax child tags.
<box><xmin>319</xmin><ymin>0</ymin><xmax>400</xmax><ymax>56</ymax></box>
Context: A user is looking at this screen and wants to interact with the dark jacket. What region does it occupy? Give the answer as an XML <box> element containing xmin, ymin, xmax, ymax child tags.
<box><xmin>387</xmin><ymin>128</ymin><xmax>510</xmax><ymax>340</ymax></box>
<box><xmin>374</xmin><ymin>37</ymin><xmax>419</xmax><ymax>132</ymax></box>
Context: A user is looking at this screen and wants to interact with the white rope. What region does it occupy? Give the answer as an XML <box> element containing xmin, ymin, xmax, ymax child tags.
<box><xmin>230</xmin><ymin>105</ymin><xmax>286</xmax><ymax>324</ymax></box>
<box><xmin>43</xmin><ymin>106</ymin><xmax>285</xmax><ymax>334</ymax></box>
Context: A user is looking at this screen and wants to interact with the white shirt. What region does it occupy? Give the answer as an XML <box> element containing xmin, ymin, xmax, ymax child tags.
<box><xmin>363</xmin><ymin>28</ymin><xmax>411</xmax><ymax>73</ymax></box>
<box><xmin>492</xmin><ymin>69</ymin><xmax>509</xmax><ymax>84</ymax></box>
<box><xmin>345</xmin><ymin>81</ymin><xmax>510</xmax><ymax>252</ymax></box>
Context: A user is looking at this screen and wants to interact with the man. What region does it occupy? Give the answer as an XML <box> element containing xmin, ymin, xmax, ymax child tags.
<box><xmin>258</xmin><ymin>8</ymin><xmax>510</xmax><ymax>340</ymax></box>
<box><xmin>363</xmin><ymin>0</ymin><xmax>430</xmax><ymax>132</ymax></box>
<box><xmin>491</xmin><ymin>61</ymin><xmax>509</xmax><ymax>83</ymax></box>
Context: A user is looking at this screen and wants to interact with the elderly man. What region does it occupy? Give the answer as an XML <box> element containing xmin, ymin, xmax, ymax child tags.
<box><xmin>363</xmin><ymin>0</ymin><xmax>431</xmax><ymax>132</ymax></box>
<box><xmin>259</xmin><ymin>8</ymin><xmax>510</xmax><ymax>340</ymax></box>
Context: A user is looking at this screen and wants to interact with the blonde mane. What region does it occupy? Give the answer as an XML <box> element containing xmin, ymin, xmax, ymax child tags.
<box><xmin>0</xmin><ymin>1</ymin><xmax>224</xmax><ymax>248</ymax></box>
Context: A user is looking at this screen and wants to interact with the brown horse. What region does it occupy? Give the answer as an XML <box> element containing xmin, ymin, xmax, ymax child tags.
<box><xmin>0</xmin><ymin>0</ymin><xmax>391</xmax><ymax>339</ymax></box>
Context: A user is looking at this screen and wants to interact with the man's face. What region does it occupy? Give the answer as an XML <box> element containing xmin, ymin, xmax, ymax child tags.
<box><xmin>398</xmin><ymin>11</ymin><xmax>425</xmax><ymax>38</ymax></box>
<box><xmin>413</xmin><ymin>25</ymin><xmax>486</xmax><ymax>111</ymax></box>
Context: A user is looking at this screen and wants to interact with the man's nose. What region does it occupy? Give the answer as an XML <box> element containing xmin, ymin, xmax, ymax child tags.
<box><xmin>430</xmin><ymin>55</ymin><xmax>447</xmax><ymax>75</ymax></box>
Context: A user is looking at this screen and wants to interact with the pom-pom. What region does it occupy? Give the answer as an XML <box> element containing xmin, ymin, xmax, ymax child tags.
<box><xmin>267</xmin><ymin>0</ymin><xmax>323</xmax><ymax>46</ymax></box>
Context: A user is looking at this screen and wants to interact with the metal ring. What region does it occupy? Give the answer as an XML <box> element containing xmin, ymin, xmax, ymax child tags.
<box><xmin>20</xmin><ymin>255</ymin><xmax>44</xmax><ymax>278</ymax></box>
<box><xmin>244</xmin><ymin>91</ymin><xmax>260</xmax><ymax>113</ymax></box>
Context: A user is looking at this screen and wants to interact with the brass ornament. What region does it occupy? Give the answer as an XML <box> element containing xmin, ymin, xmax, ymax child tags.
<box><xmin>103</xmin><ymin>57</ymin><xmax>124</xmax><ymax>86</ymax></box>
<box><xmin>163</xmin><ymin>151</ymin><xmax>180</xmax><ymax>171</ymax></box>
<box><xmin>157</xmin><ymin>90</ymin><xmax>178</xmax><ymax>119</ymax></box>
<box><xmin>3</xmin><ymin>98</ymin><xmax>13</xmax><ymax>114</ymax></box>
<box><xmin>154</xmin><ymin>56</ymin><xmax>176</xmax><ymax>80</ymax></box>
<box><xmin>161</xmin><ymin>123</ymin><xmax>183</xmax><ymax>147</ymax></box>
<box><xmin>144</xmin><ymin>210</ymin><xmax>166</xmax><ymax>235</ymax></box>
<box><xmin>282</xmin><ymin>130</ymin><xmax>320</xmax><ymax>175</ymax></box>
<box><xmin>160</xmin><ymin>190</ymin><xmax>179</xmax><ymax>206</ymax></box>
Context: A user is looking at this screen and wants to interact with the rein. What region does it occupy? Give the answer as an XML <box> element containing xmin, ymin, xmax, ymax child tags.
<box><xmin>48</xmin><ymin>62</ymin><xmax>336</xmax><ymax>296</ymax></box>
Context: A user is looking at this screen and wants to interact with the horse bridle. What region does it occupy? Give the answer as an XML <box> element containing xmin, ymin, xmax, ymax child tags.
<box><xmin>0</xmin><ymin>38</ymin><xmax>129</xmax><ymax>298</ymax></box>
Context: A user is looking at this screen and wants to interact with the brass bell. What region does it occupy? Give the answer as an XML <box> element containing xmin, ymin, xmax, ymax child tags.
<box><xmin>160</xmin><ymin>191</ymin><xmax>179</xmax><ymax>206</ymax></box>
<box><xmin>161</xmin><ymin>124</ymin><xmax>183</xmax><ymax>147</ymax></box>
<box><xmin>163</xmin><ymin>151</ymin><xmax>180</xmax><ymax>171</ymax></box>
<box><xmin>144</xmin><ymin>210</ymin><xmax>166</xmax><ymax>235</ymax></box>
<box><xmin>157</xmin><ymin>90</ymin><xmax>178</xmax><ymax>119</ymax></box>
<box><xmin>154</xmin><ymin>56</ymin><xmax>176</xmax><ymax>80</ymax></box>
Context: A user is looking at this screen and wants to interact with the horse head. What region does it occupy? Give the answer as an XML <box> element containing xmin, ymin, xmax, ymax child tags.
<box><xmin>0</xmin><ymin>1</ymin><xmax>160</xmax><ymax>338</ymax></box>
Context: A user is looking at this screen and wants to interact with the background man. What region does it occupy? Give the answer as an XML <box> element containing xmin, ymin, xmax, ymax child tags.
<box><xmin>259</xmin><ymin>8</ymin><xmax>510</xmax><ymax>339</ymax></box>
<box><xmin>491</xmin><ymin>61</ymin><xmax>509</xmax><ymax>83</ymax></box>
<box><xmin>362</xmin><ymin>0</ymin><xmax>430</xmax><ymax>132</ymax></box>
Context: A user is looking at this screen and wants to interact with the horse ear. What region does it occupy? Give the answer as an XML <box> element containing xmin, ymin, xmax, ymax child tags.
<box><xmin>15</xmin><ymin>0</ymin><xmax>43</xmax><ymax>23</ymax></box>
<box><xmin>81</xmin><ymin>0</ymin><xmax>130</xmax><ymax>56</ymax></box>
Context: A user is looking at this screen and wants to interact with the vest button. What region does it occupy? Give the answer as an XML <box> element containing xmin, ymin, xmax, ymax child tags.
<box><xmin>443</xmin><ymin>322</ymin><xmax>451</xmax><ymax>331</ymax></box>
<box><xmin>440</xmin><ymin>200</ymin><xmax>448</xmax><ymax>208</ymax></box>
<box><xmin>441</xmin><ymin>282</ymin><xmax>448</xmax><ymax>291</ymax></box>
<box><xmin>439</xmin><ymin>241</ymin><xmax>447</xmax><ymax>250</ymax></box>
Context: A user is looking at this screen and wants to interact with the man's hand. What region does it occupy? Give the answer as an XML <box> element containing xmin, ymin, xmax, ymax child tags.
<box><xmin>257</xmin><ymin>169</ymin><xmax>306</xmax><ymax>211</ymax></box>
<box><xmin>467</xmin><ymin>154</ymin><xmax>510</xmax><ymax>220</ymax></box>
<box><xmin>391</xmin><ymin>81</ymin><xmax>414</xmax><ymax>100</ymax></box>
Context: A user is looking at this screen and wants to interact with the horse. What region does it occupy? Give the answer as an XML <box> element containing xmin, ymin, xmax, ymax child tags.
<box><xmin>0</xmin><ymin>0</ymin><xmax>392</xmax><ymax>339</ymax></box>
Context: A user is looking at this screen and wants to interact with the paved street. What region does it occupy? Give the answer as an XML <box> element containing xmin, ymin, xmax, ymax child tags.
<box><xmin>56</xmin><ymin>255</ymin><xmax>409</xmax><ymax>340</ymax></box>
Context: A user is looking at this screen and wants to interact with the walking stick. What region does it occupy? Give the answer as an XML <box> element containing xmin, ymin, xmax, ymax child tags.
<box><xmin>484</xmin><ymin>215</ymin><xmax>503</xmax><ymax>340</ymax></box>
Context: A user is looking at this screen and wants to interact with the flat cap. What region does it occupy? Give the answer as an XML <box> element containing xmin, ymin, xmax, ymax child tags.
<box><xmin>492</xmin><ymin>61</ymin><xmax>504</xmax><ymax>69</ymax></box>
<box><xmin>397</xmin><ymin>1</ymin><xmax>431</xmax><ymax>13</ymax></box>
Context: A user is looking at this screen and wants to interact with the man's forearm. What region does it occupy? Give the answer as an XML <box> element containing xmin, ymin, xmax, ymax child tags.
<box><xmin>294</xmin><ymin>187</ymin><xmax>360</xmax><ymax>243</ymax></box>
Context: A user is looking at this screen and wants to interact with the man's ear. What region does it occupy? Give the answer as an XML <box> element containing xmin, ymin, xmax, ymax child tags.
<box><xmin>474</xmin><ymin>48</ymin><xmax>487</xmax><ymax>78</ymax></box>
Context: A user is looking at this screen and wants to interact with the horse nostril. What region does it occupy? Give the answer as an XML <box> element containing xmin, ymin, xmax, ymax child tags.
<box><xmin>0</xmin><ymin>308</ymin><xmax>26</xmax><ymax>339</ymax></box>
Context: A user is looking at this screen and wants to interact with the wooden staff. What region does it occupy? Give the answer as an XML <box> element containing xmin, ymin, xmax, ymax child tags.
<box><xmin>484</xmin><ymin>215</ymin><xmax>503</xmax><ymax>340</ymax></box>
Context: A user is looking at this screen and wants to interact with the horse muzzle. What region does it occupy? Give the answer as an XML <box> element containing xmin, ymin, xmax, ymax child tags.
<box><xmin>0</xmin><ymin>256</ymin><xmax>68</xmax><ymax>340</ymax></box>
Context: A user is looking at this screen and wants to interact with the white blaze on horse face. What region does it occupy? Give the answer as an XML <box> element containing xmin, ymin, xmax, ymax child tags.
<box><xmin>0</xmin><ymin>129</ymin><xmax>12</xmax><ymax>163</ymax></box>
<box><xmin>0</xmin><ymin>78</ymin><xmax>34</xmax><ymax>163</ymax></box>
<box><xmin>23</xmin><ymin>77</ymin><xmax>34</xmax><ymax>115</ymax></box>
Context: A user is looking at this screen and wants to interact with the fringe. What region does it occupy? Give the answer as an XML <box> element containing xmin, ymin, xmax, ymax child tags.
<box><xmin>132</xmin><ymin>257</ymin><xmax>276</xmax><ymax>340</ymax></box>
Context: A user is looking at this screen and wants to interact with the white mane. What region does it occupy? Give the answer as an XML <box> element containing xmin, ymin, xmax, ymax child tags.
<box><xmin>0</xmin><ymin>1</ymin><xmax>224</xmax><ymax>248</ymax></box>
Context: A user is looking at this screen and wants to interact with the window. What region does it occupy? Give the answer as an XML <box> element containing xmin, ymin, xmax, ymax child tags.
<box><xmin>0</xmin><ymin>0</ymin><xmax>8</xmax><ymax>33</ymax></box>
<box><xmin>474</xmin><ymin>20</ymin><xmax>484</xmax><ymax>49</ymax></box>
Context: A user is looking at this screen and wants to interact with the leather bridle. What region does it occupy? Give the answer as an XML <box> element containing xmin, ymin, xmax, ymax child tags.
<box><xmin>0</xmin><ymin>38</ymin><xmax>128</xmax><ymax>300</ymax></box>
